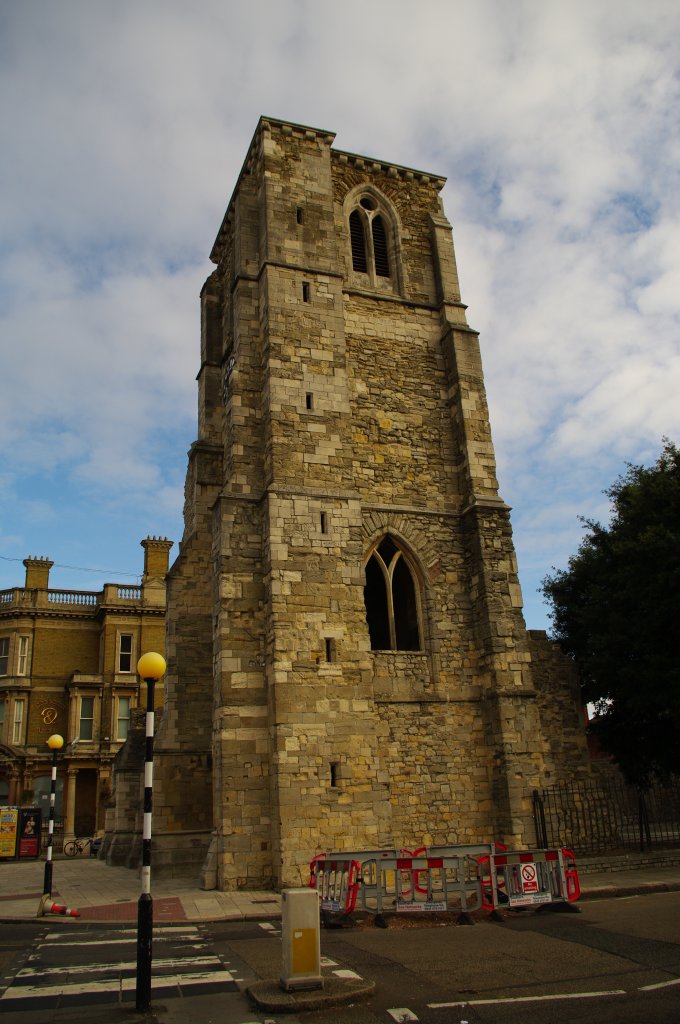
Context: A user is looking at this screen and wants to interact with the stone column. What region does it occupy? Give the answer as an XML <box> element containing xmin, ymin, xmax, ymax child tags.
<box><xmin>21</xmin><ymin>770</ymin><xmax>33</xmax><ymax>805</ymax></box>
<box><xmin>7</xmin><ymin>770</ymin><xmax>19</xmax><ymax>804</ymax></box>
<box><xmin>65</xmin><ymin>768</ymin><xmax>77</xmax><ymax>837</ymax></box>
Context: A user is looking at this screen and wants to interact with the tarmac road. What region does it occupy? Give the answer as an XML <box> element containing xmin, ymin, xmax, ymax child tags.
<box><xmin>204</xmin><ymin>891</ymin><xmax>680</xmax><ymax>1024</ymax></box>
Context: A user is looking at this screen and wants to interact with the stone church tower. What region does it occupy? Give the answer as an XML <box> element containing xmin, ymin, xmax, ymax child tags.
<box><xmin>148</xmin><ymin>117</ymin><xmax>589</xmax><ymax>890</ymax></box>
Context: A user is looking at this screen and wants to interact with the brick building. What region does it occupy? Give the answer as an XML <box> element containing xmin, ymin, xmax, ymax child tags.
<box><xmin>122</xmin><ymin>117</ymin><xmax>589</xmax><ymax>889</ymax></box>
<box><xmin>0</xmin><ymin>537</ymin><xmax>172</xmax><ymax>840</ymax></box>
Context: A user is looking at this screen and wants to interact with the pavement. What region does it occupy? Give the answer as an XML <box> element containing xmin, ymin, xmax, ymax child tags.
<box><xmin>0</xmin><ymin>856</ymin><xmax>281</xmax><ymax>923</ymax></box>
<box><xmin>2</xmin><ymin>853</ymin><xmax>680</xmax><ymax>923</ymax></box>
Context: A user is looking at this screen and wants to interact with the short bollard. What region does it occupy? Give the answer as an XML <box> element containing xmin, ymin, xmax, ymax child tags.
<box><xmin>280</xmin><ymin>888</ymin><xmax>323</xmax><ymax>992</ymax></box>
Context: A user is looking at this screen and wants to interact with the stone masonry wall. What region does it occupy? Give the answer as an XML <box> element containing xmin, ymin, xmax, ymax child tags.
<box><xmin>152</xmin><ymin>118</ymin><xmax>589</xmax><ymax>888</ymax></box>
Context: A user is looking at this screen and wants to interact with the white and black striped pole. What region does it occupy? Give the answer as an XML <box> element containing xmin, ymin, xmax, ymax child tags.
<box><xmin>42</xmin><ymin>734</ymin><xmax>64</xmax><ymax>896</ymax></box>
<box><xmin>135</xmin><ymin>651</ymin><xmax>166</xmax><ymax>1013</ymax></box>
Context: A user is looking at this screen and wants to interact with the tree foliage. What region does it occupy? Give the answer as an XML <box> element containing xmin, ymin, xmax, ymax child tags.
<box><xmin>541</xmin><ymin>440</ymin><xmax>680</xmax><ymax>786</ymax></box>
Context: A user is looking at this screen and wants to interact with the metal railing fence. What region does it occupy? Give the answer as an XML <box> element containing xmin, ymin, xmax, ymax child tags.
<box><xmin>533</xmin><ymin>777</ymin><xmax>680</xmax><ymax>855</ymax></box>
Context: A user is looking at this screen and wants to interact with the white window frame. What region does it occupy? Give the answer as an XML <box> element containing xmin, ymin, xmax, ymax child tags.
<box><xmin>0</xmin><ymin>699</ymin><xmax>5</xmax><ymax>742</ymax></box>
<box><xmin>12</xmin><ymin>699</ymin><xmax>25</xmax><ymax>744</ymax></box>
<box><xmin>17</xmin><ymin>636</ymin><xmax>30</xmax><ymax>676</ymax></box>
<box><xmin>118</xmin><ymin>632</ymin><xmax>134</xmax><ymax>673</ymax></box>
<box><xmin>115</xmin><ymin>695</ymin><xmax>131</xmax><ymax>741</ymax></box>
<box><xmin>0</xmin><ymin>638</ymin><xmax>8</xmax><ymax>676</ymax></box>
<box><xmin>78</xmin><ymin>695</ymin><xmax>95</xmax><ymax>741</ymax></box>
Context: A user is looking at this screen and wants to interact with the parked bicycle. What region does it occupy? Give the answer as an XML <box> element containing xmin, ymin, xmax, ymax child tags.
<box><xmin>63</xmin><ymin>836</ymin><xmax>93</xmax><ymax>857</ymax></box>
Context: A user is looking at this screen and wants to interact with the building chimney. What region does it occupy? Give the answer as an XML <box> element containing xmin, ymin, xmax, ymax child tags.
<box><xmin>141</xmin><ymin>536</ymin><xmax>173</xmax><ymax>582</ymax></box>
<box><xmin>23</xmin><ymin>556</ymin><xmax>54</xmax><ymax>590</ymax></box>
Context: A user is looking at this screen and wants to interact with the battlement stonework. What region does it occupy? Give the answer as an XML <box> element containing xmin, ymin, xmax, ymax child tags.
<box><xmin>149</xmin><ymin>118</ymin><xmax>590</xmax><ymax>889</ymax></box>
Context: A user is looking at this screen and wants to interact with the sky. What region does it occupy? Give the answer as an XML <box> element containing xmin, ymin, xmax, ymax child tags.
<box><xmin>1</xmin><ymin>0</ymin><xmax>679</xmax><ymax>630</ymax></box>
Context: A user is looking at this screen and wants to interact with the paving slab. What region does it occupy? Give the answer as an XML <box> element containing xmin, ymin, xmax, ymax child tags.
<box><xmin>2</xmin><ymin>853</ymin><xmax>680</xmax><ymax>924</ymax></box>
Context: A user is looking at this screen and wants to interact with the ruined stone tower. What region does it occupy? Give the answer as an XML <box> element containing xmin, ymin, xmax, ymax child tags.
<box><xmin>148</xmin><ymin>117</ymin><xmax>588</xmax><ymax>889</ymax></box>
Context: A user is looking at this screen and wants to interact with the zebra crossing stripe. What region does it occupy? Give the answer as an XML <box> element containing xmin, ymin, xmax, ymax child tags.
<box><xmin>17</xmin><ymin>954</ymin><xmax>224</xmax><ymax>977</ymax></box>
<box><xmin>121</xmin><ymin>969</ymin><xmax>239</xmax><ymax>993</ymax></box>
<box><xmin>43</xmin><ymin>926</ymin><xmax>198</xmax><ymax>941</ymax></box>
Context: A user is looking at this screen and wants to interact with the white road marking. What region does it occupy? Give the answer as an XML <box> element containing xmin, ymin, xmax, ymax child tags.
<box><xmin>18</xmin><ymin>954</ymin><xmax>224</xmax><ymax>977</ymax></box>
<box><xmin>124</xmin><ymin>969</ymin><xmax>237</xmax><ymax>990</ymax></box>
<box><xmin>639</xmin><ymin>977</ymin><xmax>680</xmax><ymax>991</ymax></box>
<box><xmin>44</xmin><ymin>926</ymin><xmax>194</xmax><ymax>938</ymax></box>
<box><xmin>387</xmin><ymin>1009</ymin><xmax>418</xmax><ymax>1022</ymax></box>
<box><xmin>1</xmin><ymin>979</ymin><xmax>122</xmax><ymax>1001</ymax></box>
<box><xmin>4</xmin><ymin>968</ymin><xmax>239</xmax><ymax>1001</ymax></box>
<box><xmin>42</xmin><ymin>931</ymin><xmax>201</xmax><ymax>946</ymax></box>
<box><xmin>429</xmin><ymin>990</ymin><xmax>627</xmax><ymax>1008</ymax></box>
<box><xmin>333</xmin><ymin>969</ymin><xmax>363</xmax><ymax>979</ymax></box>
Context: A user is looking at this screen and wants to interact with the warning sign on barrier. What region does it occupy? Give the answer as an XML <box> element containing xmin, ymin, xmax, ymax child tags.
<box><xmin>521</xmin><ymin>863</ymin><xmax>538</xmax><ymax>893</ymax></box>
<box><xmin>396</xmin><ymin>900</ymin><xmax>447</xmax><ymax>913</ymax></box>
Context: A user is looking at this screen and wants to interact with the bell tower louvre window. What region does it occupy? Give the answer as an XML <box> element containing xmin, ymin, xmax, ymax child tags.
<box><xmin>364</xmin><ymin>536</ymin><xmax>422</xmax><ymax>651</ymax></box>
<box><xmin>349</xmin><ymin>209</ymin><xmax>368</xmax><ymax>272</ymax></box>
<box><xmin>371</xmin><ymin>215</ymin><xmax>390</xmax><ymax>277</ymax></box>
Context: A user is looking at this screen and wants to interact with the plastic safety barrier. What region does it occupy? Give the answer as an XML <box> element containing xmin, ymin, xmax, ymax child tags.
<box><xmin>479</xmin><ymin>847</ymin><xmax>580</xmax><ymax>909</ymax></box>
<box><xmin>310</xmin><ymin>848</ymin><xmax>427</xmax><ymax>916</ymax></box>
<box><xmin>358</xmin><ymin>853</ymin><xmax>483</xmax><ymax>915</ymax></box>
<box><xmin>310</xmin><ymin>854</ymin><xmax>361</xmax><ymax>916</ymax></box>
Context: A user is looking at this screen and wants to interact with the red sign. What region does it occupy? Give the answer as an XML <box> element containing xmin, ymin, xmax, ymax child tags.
<box><xmin>18</xmin><ymin>809</ymin><xmax>41</xmax><ymax>859</ymax></box>
<box><xmin>521</xmin><ymin>863</ymin><xmax>539</xmax><ymax>894</ymax></box>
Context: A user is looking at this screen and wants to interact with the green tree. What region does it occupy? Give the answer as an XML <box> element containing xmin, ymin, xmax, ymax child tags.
<box><xmin>541</xmin><ymin>440</ymin><xmax>680</xmax><ymax>786</ymax></box>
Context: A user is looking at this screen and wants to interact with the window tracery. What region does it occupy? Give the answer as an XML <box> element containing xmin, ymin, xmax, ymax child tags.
<box><xmin>347</xmin><ymin>190</ymin><xmax>398</xmax><ymax>289</ymax></box>
<box><xmin>364</xmin><ymin>536</ymin><xmax>422</xmax><ymax>651</ymax></box>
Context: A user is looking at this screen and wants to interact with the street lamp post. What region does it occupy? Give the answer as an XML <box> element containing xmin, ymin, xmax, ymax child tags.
<box><xmin>43</xmin><ymin>734</ymin><xmax>64</xmax><ymax>896</ymax></box>
<box><xmin>135</xmin><ymin>651</ymin><xmax>166</xmax><ymax>1013</ymax></box>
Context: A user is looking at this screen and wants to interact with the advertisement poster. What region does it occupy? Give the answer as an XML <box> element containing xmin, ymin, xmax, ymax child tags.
<box><xmin>18</xmin><ymin>808</ymin><xmax>42</xmax><ymax>859</ymax></box>
<box><xmin>0</xmin><ymin>807</ymin><xmax>19</xmax><ymax>859</ymax></box>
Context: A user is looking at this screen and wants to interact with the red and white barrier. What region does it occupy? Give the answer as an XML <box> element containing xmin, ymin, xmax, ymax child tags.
<box><xmin>310</xmin><ymin>843</ymin><xmax>580</xmax><ymax>919</ymax></box>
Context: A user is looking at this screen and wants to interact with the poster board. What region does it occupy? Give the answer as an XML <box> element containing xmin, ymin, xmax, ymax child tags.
<box><xmin>18</xmin><ymin>808</ymin><xmax>42</xmax><ymax>859</ymax></box>
<box><xmin>0</xmin><ymin>807</ymin><xmax>19</xmax><ymax>859</ymax></box>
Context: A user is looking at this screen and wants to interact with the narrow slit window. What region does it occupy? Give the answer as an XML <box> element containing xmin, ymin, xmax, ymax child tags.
<box><xmin>296</xmin><ymin>206</ymin><xmax>304</xmax><ymax>224</ymax></box>
<box><xmin>330</xmin><ymin>762</ymin><xmax>339</xmax><ymax>787</ymax></box>
<box><xmin>349</xmin><ymin>209</ymin><xmax>368</xmax><ymax>273</ymax></box>
<box><xmin>320</xmin><ymin>511</ymin><xmax>328</xmax><ymax>534</ymax></box>
<box><xmin>324</xmin><ymin>637</ymin><xmax>334</xmax><ymax>662</ymax></box>
<box><xmin>305</xmin><ymin>392</ymin><xmax>314</xmax><ymax>410</ymax></box>
<box><xmin>302</xmin><ymin>281</ymin><xmax>311</xmax><ymax>302</ymax></box>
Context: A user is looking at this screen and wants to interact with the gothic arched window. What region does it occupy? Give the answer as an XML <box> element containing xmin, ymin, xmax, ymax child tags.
<box><xmin>347</xmin><ymin>194</ymin><xmax>395</xmax><ymax>285</ymax></box>
<box><xmin>364</xmin><ymin>536</ymin><xmax>422</xmax><ymax>651</ymax></box>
